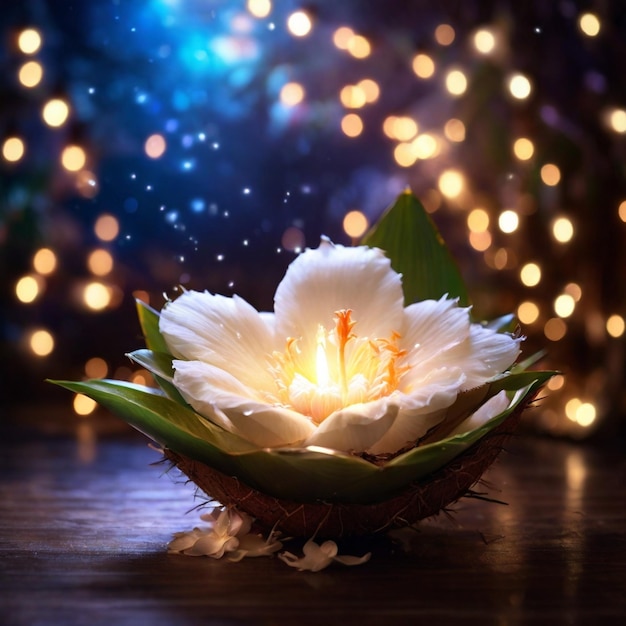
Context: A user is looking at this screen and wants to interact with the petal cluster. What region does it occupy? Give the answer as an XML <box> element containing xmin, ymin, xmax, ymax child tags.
<box><xmin>159</xmin><ymin>239</ymin><xmax>521</xmax><ymax>455</ymax></box>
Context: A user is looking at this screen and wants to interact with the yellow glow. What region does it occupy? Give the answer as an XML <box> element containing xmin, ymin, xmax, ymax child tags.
<box><xmin>247</xmin><ymin>0</ymin><xmax>271</xmax><ymax>18</ymax></box>
<box><xmin>18</xmin><ymin>28</ymin><xmax>42</xmax><ymax>54</ymax></box>
<box><xmin>490</xmin><ymin>247</ymin><xmax>510</xmax><ymax>270</ymax></box>
<box><xmin>520</xmin><ymin>262</ymin><xmax>541</xmax><ymax>287</ymax></box>
<box><xmin>469</xmin><ymin>231</ymin><xmax>491</xmax><ymax>251</ymax></box>
<box><xmin>61</xmin><ymin>145</ymin><xmax>86</xmax><ymax>172</ymax></box>
<box><xmin>393</xmin><ymin>143</ymin><xmax>416</xmax><ymax>168</ymax></box>
<box><xmin>411</xmin><ymin>134</ymin><xmax>439</xmax><ymax>159</ymax></box>
<box><xmin>357</xmin><ymin>79</ymin><xmax>379</xmax><ymax>103</ymax></box>
<box><xmin>73</xmin><ymin>394</ymin><xmax>97</xmax><ymax>416</ymax></box>
<box><xmin>343</xmin><ymin>210</ymin><xmax>369</xmax><ymax>239</ymax></box>
<box><xmin>444</xmin><ymin>118</ymin><xmax>465</xmax><ymax>142</ymax></box>
<box><xmin>498</xmin><ymin>209</ymin><xmax>519</xmax><ymax>233</ymax></box>
<box><xmin>606</xmin><ymin>314</ymin><xmax>625</xmax><ymax>338</ymax></box>
<box><xmin>83</xmin><ymin>282</ymin><xmax>111</xmax><ymax>310</ymax></box>
<box><xmin>33</xmin><ymin>248</ymin><xmax>57</xmax><ymax>275</ymax></box>
<box><xmin>280</xmin><ymin>82</ymin><xmax>305</xmax><ymax>106</ymax></box>
<box><xmin>2</xmin><ymin>137</ymin><xmax>25</xmax><ymax>162</ymax></box>
<box><xmin>438</xmin><ymin>169</ymin><xmax>464</xmax><ymax>198</ymax></box>
<box><xmin>341</xmin><ymin>113</ymin><xmax>363</xmax><ymax>138</ymax></box>
<box><xmin>552</xmin><ymin>216</ymin><xmax>574</xmax><ymax>243</ymax></box>
<box><xmin>287</xmin><ymin>11</ymin><xmax>312</xmax><ymax>37</ymax></box>
<box><xmin>508</xmin><ymin>73</ymin><xmax>532</xmax><ymax>99</ymax></box>
<box><xmin>554</xmin><ymin>294</ymin><xmax>575</xmax><ymax>318</ymax></box>
<box><xmin>608</xmin><ymin>109</ymin><xmax>626</xmax><ymax>133</ymax></box>
<box><xmin>30</xmin><ymin>329</ymin><xmax>54</xmax><ymax>356</ymax></box>
<box><xmin>544</xmin><ymin>317</ymin><xmax>566</xmax><ymax>341</ymax></box>
<box><xmin>94</xmin><ymin>214</ymin><xmax>119</xmax><ymax>242</ymax></box>
<box><xmin>339</xmin><ymin>84</ymin><xmax>366</xmax><ymax>108</ymax></box>
<box><xmin>513</xmin><ymin>137</ymin><xmax>534</xmax><ymax>160</ymax></box>
<box><xmin>145</xmin><ymin>134</ymin><xmax>167</xmax><ymax>159</ymax></box>
<box><xmin>579</xmin><ymin>13</ymin><xmax>601</xmax><ymax>37</ymax></box>
<box><xmin>541</xmin><ymin>163</ymin><xmax>561</xmax><ymax>186</ymax></box>
<box><xmin>18</xmin><ymin>60</ymin><xmax>43</xmax><ymax>88</ymax></box>
<box><xmin>473</xmin><ymin>29</ymin><xmax>495</xmax><ymax>54</ymax></box>
<box><xmin>16</xmin><ymin>275</ymin><xmax>41</xmax><ymax>303</ymax></box>
<box><xmin>565</xmin><ymin>397</ymin><xmax>581</xmax><ymax>421</ymax></box>
<box><xmin>333</xmin><ymin>27</ymin><xmax>354</xmax><ymax>50</ymax></box>
<box><xmin>434</xmin><ymin>24</ymin><xmax>455</xmax><ymax>46</ymax></box>
<box><xmin>564</xmin><ymin>282</ymin><xmax>582</xmax><ymax>301</ymax></box>
<box><xmin>315</xmin><ymin>327</ymin><xmax>330</xmax><ymax>387</ymax></box>
<box><xmin>547</xmin><ymin>374</ymin><xmax>565</xmax><ymax>391</ymax></box>
<box><xmin>391</xmin><ymin>117</ymin><xmax>418</xmax><ymax>141</ymax></box>
<box><xmin>85</xmin><ymin>357</ymin><xmax>108</xmax><ymax>378</ymax></box>
<box><xmin>42</xmin><ymin>98</ymin><xmax>70</xmax><ymax>127</ymax></box>
<box><xmin>88</xmin><ymin>249</ymin><xmax>114</xmax><ymax>276</ymax></box>
<box><xmin>347</xmin><ymin>35</ymin><xmax>371</xmax><ymax>59</ymax></box>
<box><xmin>445</xmin><ymin>69</ymin><xmax>467</xmax><ymax>96</ymax></box>
<box><xmin>517</xmin><ymin>301</ymin><xmax>540</xmax><ymax>324</ymax></box>
<box><xmin>619</xmin><ymin>200</ymin><xmax>626</xmax><ymax>222</ymax></box>
<box><xmin>576</xmin><ymin>402</ymin><xmax>596</xmax><ymax>427</ymax></box>
<box><xmin>412</xmin><ymin>53</ymin><xmax>435</xmax><ymax>79</ymax></box>
<box><xmin>467</xmin><ymin>208</ymin><xmax>490</xmax><ymax>232</ymax></box>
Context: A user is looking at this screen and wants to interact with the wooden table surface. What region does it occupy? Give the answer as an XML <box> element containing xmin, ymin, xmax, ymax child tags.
<box><xmin>1</xmin><ymin>410</ymin><xmax>625</xmax><ymax>625</ymax></box>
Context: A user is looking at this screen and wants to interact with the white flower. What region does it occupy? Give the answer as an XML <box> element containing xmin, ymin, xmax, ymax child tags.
<box><xmin>159</xmin><ymin>238</ymin><xmax>521</xmax><ymax>455</ymax></box>
<box><xmin>167</xmin><ymin>507</ymin><xmax>282</xmax><ymax>560</ymax></box>
<box><xmin>279</xmin><ymin>539</ymin><xmax>371</xmax><ymax>572</ymax></box>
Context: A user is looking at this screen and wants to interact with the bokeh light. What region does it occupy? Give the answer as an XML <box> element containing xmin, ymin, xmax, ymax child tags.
<box><xmin>83</xmin><ymin>282</ymin><xmax>111</xmax><ymax>310</ymax></box>
<box><xmin>473</xmin><ymin>29</ymin><xmax>496</xmax><ymax>54</ymax></box>
<box><xmin>73</xmin><ymin>393</ymin><xmax>97</xmax><ymax>416</ymax></box>
<box><xmin>42</xmin><ymin>98</ymin><xmax>69</xmax><ymax>127</ymax></box>
<box><xmin>498</xmin><ymin>209</ymin><xmax>519</xmax><ymax>233</ymax></box>
<box><xmin>508</xmin><ymin>73</ymin><xmax>532</xmax><ymax>99</ymax></box>
<box><xmin>434</xmin><ymin>24</ymin><xmax>455</xmax><ymax>46</ymax></box>
<box><xmin>578</xmin><ymin>13</ymin><xmax>601</xmax><ymax>37</ymax></box>
<box><xmin>29</xmin><ymin>329</ymin><xmax>54</xmax><ymax>356</ymax></box>
<box><xmin>18</xmin><ymin>60</ymin><xmax>43</xmax><ymax>87</ymax></box>
<box><xmin>341</xmin><ymin>113</ymin><xmax>363</xmax><ymax>137</ymax></box>
<box><xmin>343</xmin><ymin>210</ymin><xmax>368</xmax><ymax>238</ymax></box>
<box><xmin>513</xmin><ymin>137</ymin><xmax>534</xmax><ymax>160</ymax></box>
<box><xmin>540</xmin><ymin>163</ymin><xmax>561</xmax><ymax>186</ymax></box>
<box><xmin>445</xmin><ymin>69</ymin><xmax>467</xmax><ymax>96</ymax></box>
<box><xmin>94</xmin><ymin>214</ymin><xmax>119</xmax><ymax>242</ymax></box>
<box><xmin>287</xmin><ymin>11</ymin><xmax>312</xmax><ymax>37</ymax></box>
<box><xmin>16</xmin><ymin>275</ymin><xmax>41</xmax><ymax>303</ymax></box>
<box><xmin>520</xmin><ymin>262</ymin><xmax>541</xmax><ymax>287</ymax></box>
<box><xmin>438</xmin><ymin>169</ymin><xmax>464</xmax><ymax>198</ymax></box>
<box><xmin>17</xmin><ymin>28</ymin><xmax>42</xmax><ymax>54</ymax></box>
<box><xmin>247</xmin><ymin>0</ymin><xmax>272</xmax><ymax>19</ymax></box>
<box><xmin>145</xmin><ymin>134</ymin><xmax>167</xmax><ymax>159</ymax></box>
<box><xmin>2</xmin><ymin>137</ymin><xmax>25</xmax><ymax>162</ymax></box>
<box><xmin>33</xmin><ymin>248</ymin><xmax>57</xmax><ymax>275</ymax></box>
<box><xmin>412</xmin><ymin>53</ymin><xmax>435</xmax><ymax>78</ymax></box>
<box><xmin>87</xmin><ymin>249</ymin><xmax>114</xmax><ymax>276</ymax></box>
<box><xmin>61</xmin><ymin>145</ymin><xmax>87</xmax><ymax>172</ymax></box>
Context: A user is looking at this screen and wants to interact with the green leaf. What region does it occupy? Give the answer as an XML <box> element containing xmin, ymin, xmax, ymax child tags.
<box><xmin>135</xmin><ymin>299</ymin><xmax>170</xmax><ymax>354</ymax></box>
<box><xmin>362</xmin><ymin>189</ymin><xmax>469</xmax><ymax>306</ymax></box>
<box><xmin>127</xmin><ymin>348</ymin><xmax>187</xmax><ymax>405</ymax></box>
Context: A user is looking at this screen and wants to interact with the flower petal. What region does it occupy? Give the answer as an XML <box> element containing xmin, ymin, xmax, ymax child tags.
<box><xmin>172</xmin><ymin>359</ymin><xmax>316</xmax><ymax>447</ymax></box>
<box><xmin>450</xmin><ymin>390</ymin><xmax>511</xmax><ymax>436</ymax></box>
<box><xmin>279</xmin><ymin>539</ymin><xmax>334</xmax><ymax>572</ymax></box>
<box><xmin>160</xmin><ymin>291</ymin><xmax>277</xmax><ymax>390</ymax></box>
<box><xmin>274</xmin><ymin>239</ymin><xmax>405</xmax><ymax>360</ymax></box>
<box><xmin>303</xmin><ymin>398</ymin><xmax>399</xmax><ymax>453</ymax></box>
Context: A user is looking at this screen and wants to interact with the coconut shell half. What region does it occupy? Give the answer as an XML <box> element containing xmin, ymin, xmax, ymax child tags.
<box><xmin>164</xmin><ymin>404</ymin><xmax>526</xmax><ymax>538</ymax></box>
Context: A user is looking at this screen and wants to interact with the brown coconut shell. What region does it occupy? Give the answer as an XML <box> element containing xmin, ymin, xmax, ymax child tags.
<box><xmin>165</xmin><ymin>405</ymin><xmax>525</xmax><ymax>538</ymax></box>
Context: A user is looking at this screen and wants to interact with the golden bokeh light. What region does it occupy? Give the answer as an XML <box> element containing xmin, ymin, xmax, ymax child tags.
<box><xmin>467</xmin><ymin>208</ymin><xmax>490</xmax><ymax>232</ymax></box>
<box><xmin>517</xmin><ymin>301</ymin><xmax>540</xmax><ymax>325</ymax></box>
<box><xmin>513</xmin><ymin>137</ymin><xmax>534</xmax><ymax>160</ymax></box>
<box><xmin>2</xmin><ymin>137</ymin><xmax>25</xmax><ymax>162</ymax></box>
<box><xmin>412</xmin><ymin>53</ymin><xmax>435</xmax><ymax>79</ymax></box>
<box><xmin>608</xmin><ymin>109</ymin><xmax>626</xmax><ymax>133</ymax></box>
<box><xmin>411</xmin><ymin>134</ymin><xmax>439</xmax><ymax>159</ymax></box>
<box><xmin>42</xmin><ymin>98</ymin><xmax>70</xmax><ymax>127</ymax></box>
<box><xmin>341</xmin><ymin>113</ymin><xmax>363</xmax><ymax>138</ymax></box>
<box><xmin>73</xmin><ymin>393</ymin><xmax>97</xmax><ymax>416</ymax></box>
<box><xmin>469</xmin><ymin>230</ymin><xmax>492</xmax><ymax>251</ymax></box>
<box><xmin>552</xmin><ymin>216</ymin><xmax>574</xmax><ymax>243</ymax></box>
<box><xmin>473</xmin><ymin>28</ymin><xmax>496</xmax><ymax>54</ymax></box>
<box><xmin>578</xmin><ymin>13</ymin><xmax>601</xmax><ymax>37</ymax></box>
<box><xmin>247</xmin><ymin>0</ymin><xmax>271</xmax><ymax>19</ymax></box>
<box><xmin>280</xmin><ymin>82</ymin><xmax>305</xmax><ymax>106</ymax></box>
<box><xmin>606</xmin><ymin>314</ymin><xmax>625</xmax><ymax>338</ymax></box>
<box><xmin>83</xmin><ymin>282</ymin><xmax>111</xmax><ymax>310</ymax></box>
<box><xmin>554</xmin><ymin>294</ymin><xmax>576</xmax><ymax>318</ymax></box>
<box><xmin>85</xmin><ymin>357</ymin><xmax>108</xmax><ymax>379</ymax></box>
<box><xmin>333</xmin><ymin>27</ymin><xmax>354</xmax><ymax>50</ymax></box>
<box><xmin>564</xmin><ymin>282</ymin><xmax>582</xmax><ymax>301</ymax></box>
<box><xmin>547</xmin><ymin>374</ymin><xmax>565</xmax><ymax>391</ymax></box>
<box><xmin>508</xmin><ymin>73</ymin><xmax>532</xmax><ymax>99</ymax></box>
<box><xmin>33</xmin><ymin>248</ymin><xmax>57</xmax><ymax>275</ymax></box>
<box><xmin>18</xmin><ymin>28</ymin><xmax>42</xmax><ymax>54</ymax></box>
<box><xmin>18</xmin><ymin>60</ymin><xmax>43</xmax><ymax>88</ymax></box>
<box><xmin>16</xmin><ymin>275</ymin><xmax>41</xmax><ymax>303</ymax></box>
<box><xmin>445</xmin><ymin>69</ymin><xmax>467</xmax><ymax>96</ymax></box>
<box><xmin>498</xmin><ymin>209</ymin><xmax>519</xmax><ymax>233</ymax></box>
<box><xmin>619</xmin><ymin>200</ymin><xmax>626</xmax><ymax>222</ymax></box>
<box><xmin>434</xmin><ymin>24</ymin><xmax>455</xmax><ymax>46</ymax></box>
<box><xmin>444</xmin><ymin>118</ymin><xmax>465</xmax><ymax>142</ymax></box>
<box><xmin>87</xmin><ymin>249</ymin><xmax>114</xmax><ymax>276</ymax></box>
<box><xmin>347</xmin><ymin>35</ymin><xmax>371</xmax><ymax>59</ymax></box>
<box><xmin>357</xmin><ymin>79</ymin><xmax>380</xmax><ymax>103</ymax></box>
<box><xmin>438</xmin><ymin>169</ymin><xmax>465</xmax><ymax>199</ymax></box>
<box><xmin>544</xmin><ymin>317</ymin><xmax>567</xmax><ymax>341</ymax></box>
<box><xmin>94</xmin><ymin>214</ymin><xmax>119</xmax><ymax>242</ymax></box>
<box><xmin>339</xmin><ymin>84</ymin><xmax>366</xmax><ymax>108</ymax></box>
<box><xmin>61</xmin><ymin>145</ymin><xmax>87</xmax><ymax>172</ymax></box>
<box><xmin>540</xmin><ymin>163</ymin><xmax>561</xmax><ymax>186</ymax></box>
<box><xmin>343</xmin><ymin>210</ymin><xmax>369</xmax><ymax>238</ymax></box>
<box><xmin>393</xmin><ymin>143</ymin><xmax>416</xmax><ymax>168</ymax></box>
<box><xmin>520</xmin><ymin>262</ymin><xmax>541</xmax><ymax>286</ymax></box>
<box><xmin>76</xmin><ymin>170</ymin><xmax>99</xmax><ymax>199</ymax></box>
<box><xmin>30</xmin><ymin>329</ymin><xmax>54</xmax><ymax>356</ymax></box>
<box><xmin>287</xmin><ymin>11</ymin><xmax>312</xmax><ymax>37</ymax></box>
<box><xmin>145</xmin><ymin>133</ymin><xmax>167</xmax><ymax>159</ymax></box>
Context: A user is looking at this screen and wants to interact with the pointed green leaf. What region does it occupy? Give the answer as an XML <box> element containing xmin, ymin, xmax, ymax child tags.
<box><xmin>135</xmin><ymin>299</ymin><xmax>169</xmax><ymax>354</ymax></box>
<box><xmin>362</xmin><ymin>189</ymin><xmax>469</xmax><ymax>306</ymax></box>
<box><xmin>127</xmin><ymin>348</ymin><xmax>187</xmax><ymax>405</ymax></box>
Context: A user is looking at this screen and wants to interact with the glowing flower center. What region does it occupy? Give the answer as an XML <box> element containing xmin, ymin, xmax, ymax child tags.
<box><xmin>270</xmin><ymin>310</ymin><xmax>408</xmax><ymax>424</ymax></box>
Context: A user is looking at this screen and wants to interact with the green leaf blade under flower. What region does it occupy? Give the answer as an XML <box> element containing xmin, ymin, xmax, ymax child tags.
<box><xmin>361</xmin><ymin>189</ymin><xmax>469</xmax><ymax>306</ymax></box>
<box><xmin>136</xmin><ymin>299</ymin><xmax>170</xmax><ymax>354</ymax></box>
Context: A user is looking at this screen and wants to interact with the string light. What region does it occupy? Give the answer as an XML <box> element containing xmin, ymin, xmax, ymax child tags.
<box><xmin>564</xmin><ymin>282</ymin><xmax>583</xmax><ymax>301</ymax></box>
<box><xmin>29</xmin><ymin>329</ymin><xmax>54</xmax><ymax>356</ymax></box>
<box><xmin>444</xmin><ymin>118</ymin><xmax>465</xmax><ymax>142</ymax></box>
<box><xmin>343</xmin><ymin>210</ymin><xmax>368</xmax><ymax>238</ymax></box>
<box><xmin>608</xmin><ymin>109</ymin><xmax>626</xmax><ymax>134</ymax></box>
<box><xmin>341</xmin><ymin>113</ymin><xmax>363</xmax><ymax>138</ymax></box>
<box><xmin>333</xmin><ymin>27</ymin><xmax>354</xmax><ymax>50</ymax></box>
<box><xmin>411</xmin><ymin>133</ymin><xmax>439</xmax><ymax>159</ymax></box>
<box><xmin>87</xmin><ymin>249</ymin><xmax>114</xmax><ymax>276</ymax></box>
<box><xmin>434</xmin><ymin>24</ymin><xmax>455</xmax><ymax>46</ymax></box>
<box><xmin>347</xmin><ymin>35</ymin><xmax>371</xmax><ymax>59</ymax></box>
<box><xmin>145</xmin><ymin>134</ymin><xmax>167</xmax><ymax>158</ymax></box>
<box><xmin>17</xmin><ymin>28</ymin><xmax>42</xmax><ymax>54</ymax></box>
<box><xmin>445</xmin><ymin>69</ymin><xmax>467</xmax><ymax>96</ymax></box>
<box><xmin>544</xmin><ymin>317</ymin><xmax>567</xmax><ymax>341</ymax></box>
<box><xmin>473</xmin><ymin>29</ymin><xmax>496</xmax><ymax>54</ymax></box>
<box><xmin>554</xmin><ymin>294</ymin><xmax>575</xmax><ymax>318</ymax></box>
<box><xmin>42</xmin><ymin>98</ymin><xmax>70</xmax><ymax>127</ymax></box>
<box><xmin>606</xmin><ymin>315</ymin><xmax>625</xmax><ymax>338</ymax></box>
<box><xmin>280</xmin><ymin>82</ymin><xmax>305</xmax><ymax>106</ymax></box>
<box><xmin>73</xmin><ymin>393</ymin><xmax>97</xmax><ymax>416</ymax></box>
<box><xmin>578</xmin><ymin>13</ymin><xmax>601</xmax><ymax>37</ymax></box>
<box><xmin>286</xmin><ymin>11</ymin><xmax>312</xmax><ymax>37</ymax></box>
<box><xmin>498</xmin><ymin>209</ymin><xmax>519</xmax><ymax>233</ymax></box>
<box><xmin>357</xmin><ymin>79</ymin><xmax>379</xmax><ymax>103</ymax></box>
<box><xmin>33</xmin><ymin>248</ymin><xmax>57</xmax><ymax>274</ymax></box>
<box><xmin>246</xmin><ymin>0</ymin><xmax>271</xmax><ymax>19</ymax></box>
<box><xmin>520</xmin><ymin>262</ymin><xmax>541</xmax><ymax>286</ymax></box>
<box><xmin>412</xmin><ymin>53</ymin><xmax>435</xmax><ymax>79</ymax></box>
<box><xmin>393</xmin><ymin>143</ymin><xmax>416</xmax><ymax>167</ymax></box>
<box><xmin>552</xmin><ymin>216</ymin><xmax>574</xmax><ymax>243</ymax></box>
<box><xmin>85</xmin><ymin>357</ymin><xmax>108</xmax><ymax>378</ymax></box>
<box><xmin>16</xmin><ymin>275</ymin><xmax>41</xmax><ymax>303</ymax></box>
<box><xmin>339</xmin><ymin>84</ymin><xmax>366</xmax><ymax>108</ymax></box>
<box><xmin>619</xmin><ymin>200</ymin><xmax>626</xmax><ymax>222</ymax></box>
<box><xmin>18</xmin><ymin>60</ymin><xmax>43</xmax><ymax>88</ymax></box>
<box><xmin>508</xmin><ymin>73</ymin><xmax>532</xmax><ymax>100</ymax></box>
<box><xmin>518</xmin><ymin>301</ymin><xmax>540</xmax><ymax>324</ymax></box>
<box><xmin>94</xmin><ymin>214</ymin><xmax>120</xmax><ymax>242</ymax></box>
<box><xmin>2</xmin><ymin>137</ymin><xmax>25</xmax><ymax>162</ymax></box>
<box><xmin>467</xmin><ymin>208</ymin><xmax>490</xmax><ymax>232</ymax></box>
<box><xmin>61</xmin><ymin>145</ymin><xmax>86</xmax><ymax>171</ymax></box>
<box><xmin>513</xmin><ymin>137</ymin><xmax>534</xmax><ymax>160</ymax></box>
<box><xmin>540</xmin><ymin>163</ymin><xmax>561</xmax><ymax>186</ymax></box>
<box><xmin>438</xmin><ymin>169</ymin><xmax>464</xmax><ymax>198</ymax></box>
<box><xmin>83</xmin><ymin>282</ymin><xmax>111</xmax><ymax>310</ymax></box>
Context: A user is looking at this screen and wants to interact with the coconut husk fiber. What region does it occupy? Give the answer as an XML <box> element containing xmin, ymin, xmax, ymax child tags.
<box><xmin>165</xmin><ymin>407</ymin><xmax>524</xmax><ymax>539</ymax></box>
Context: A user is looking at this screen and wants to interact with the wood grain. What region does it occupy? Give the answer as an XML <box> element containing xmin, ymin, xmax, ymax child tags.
<box><xmin>1</xmin><ymin>412</ymin><xmax>625</xmax><ymax>625</ymax></box>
